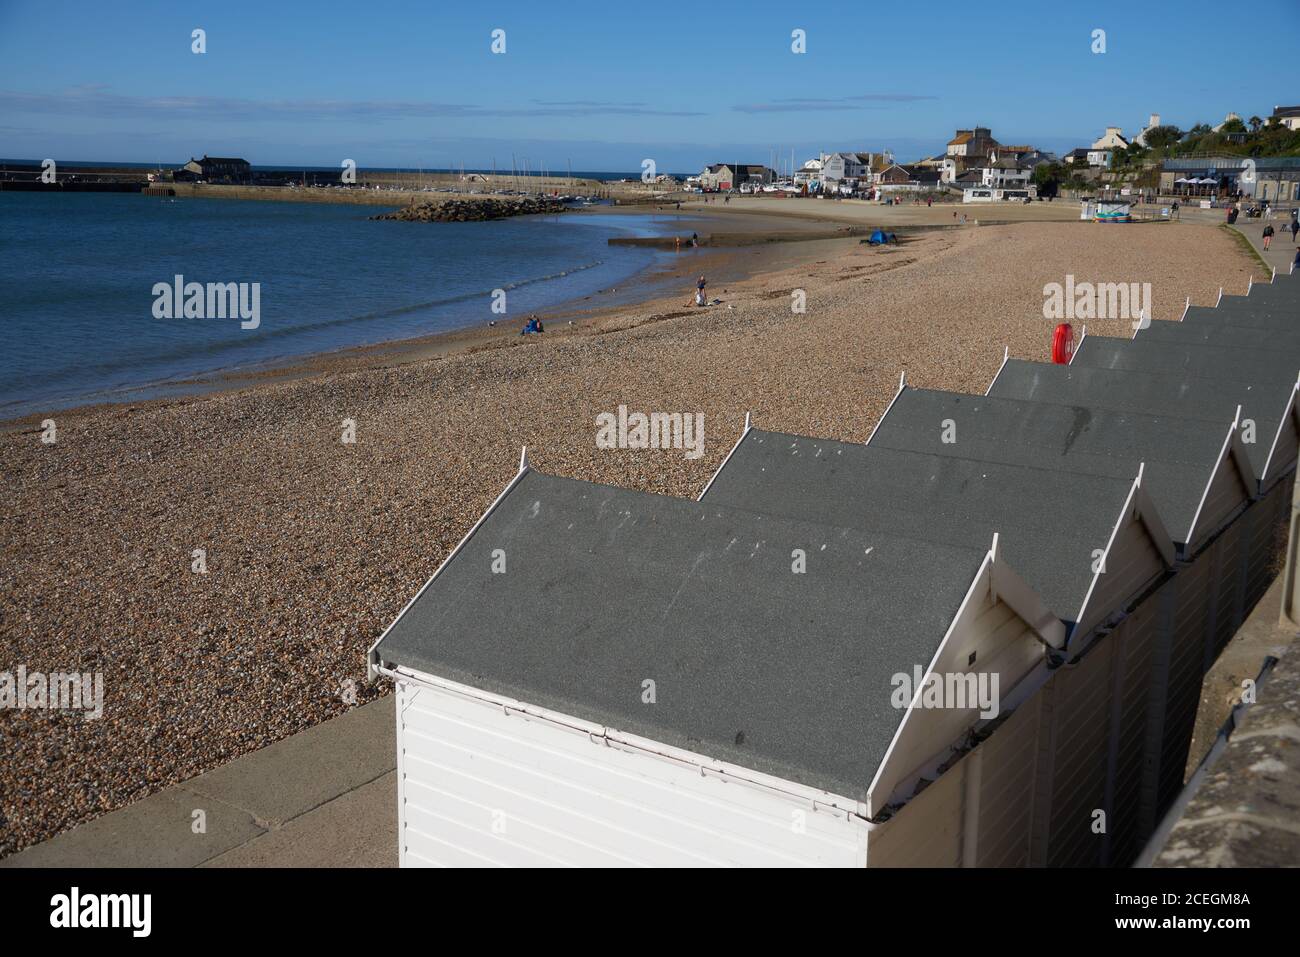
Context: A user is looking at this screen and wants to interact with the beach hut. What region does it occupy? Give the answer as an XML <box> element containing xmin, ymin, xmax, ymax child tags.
<box><xmin>864</xmin><ymin>383</ymin><xmax>1269</xmax><ymax>862</ymax></box>
<box><xmin>867</xmin><ymin>386</ymin><xmax>1254</xmax><ymax>559</ymax></box>
<box><xmin>1068</xmin><ymin>336</ymin><xmax>1300</xmax><ymax>493</ymax></box>
<box><xmin>699</xmin><ymin>424</ymin><xmax>1182</xmax><ymax>867</ymax></box>
<box><xmin>699</xmin><ymin>428</ymin><xmax>1174</xmax><ymax>647</ymax></box>
<box><xmin>1136</xmin><ymin>318</ymin><xmax>1300</xmax><ymax>350</ymax></box>
<box><xmin>988</xmin><ymin>358</ymin><xmax>1299</xmax><ymax>496</ymax></box>
<box><xmin>367</xmin><ymin>459</ymin><xmax>1064</xmax><ymax>867</ymax></box>
<box><xmin>1181</xmin><ymin>303</ymin><xmax>1300</xmax><ymax>328</ymax></box>
<box><xmin>987</xmin><ymin>359</ymin><xmax>1292</xmax><ymax>662</ymax></box>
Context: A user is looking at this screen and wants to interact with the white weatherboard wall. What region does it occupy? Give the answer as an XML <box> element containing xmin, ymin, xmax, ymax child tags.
<box><xmin>394</xmin><ymin>676</ymin><xmax>870</xmax><ymax>867</ymax></box>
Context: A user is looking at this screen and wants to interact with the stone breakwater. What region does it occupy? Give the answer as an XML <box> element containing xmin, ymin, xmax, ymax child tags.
<box><xmin>371</xmin><ymin>197</ymin><xmax>567</xmax><ymax>223</ymax></box>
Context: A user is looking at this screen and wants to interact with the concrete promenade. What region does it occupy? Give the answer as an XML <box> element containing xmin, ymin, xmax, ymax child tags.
<box><xmin>2</xmin><ymin>698</ymin><xmax>397</xmax><ymax>868</ymax></box>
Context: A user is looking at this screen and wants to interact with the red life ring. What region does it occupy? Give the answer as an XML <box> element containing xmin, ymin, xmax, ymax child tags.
<box><xmin>1051</xmin><ymin>323</ymin><xmax>1074</xmax><ymax>364</ymax></box>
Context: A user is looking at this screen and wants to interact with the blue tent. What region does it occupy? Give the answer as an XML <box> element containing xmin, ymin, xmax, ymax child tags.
<box><xmin>867</xmin><ymin>229</ymin><xmax>896</xmax><ymax>245</ymax></box>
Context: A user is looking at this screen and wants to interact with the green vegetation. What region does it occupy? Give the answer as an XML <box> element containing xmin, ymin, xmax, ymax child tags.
<box><xmin>1032</xmin><ymin>161</ymin><xmax>1090</xmax><ymax>196</ymax></box>
<box><xmin>1109</xmin><ymin>117</ymin><xmax>1300</xmax><ymax>173</ymax></box>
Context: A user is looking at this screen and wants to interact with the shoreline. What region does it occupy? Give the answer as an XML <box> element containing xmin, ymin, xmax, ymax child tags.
<box><xmin>0</xmin><ymin>203</ymin><xmax>875</xmax><ymax>429</ymax></box>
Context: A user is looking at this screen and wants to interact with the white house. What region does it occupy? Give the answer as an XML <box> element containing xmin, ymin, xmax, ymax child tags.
<box><xmin>820</xmin><ymin>152</ymin><xmax>871</xmax><ymax>185</ymax></box>
<box><xmin>1091</xmin><ymin>126</ymin><xmax>1129</xmax><ymax>150</ymax></box>
<box><xmin>1271</xmin><ymin>105</ymin><xmax>1300</xmax><ymax>131</ymax></box>
<box><xmin>1086</xmin><ymin>149</ymin><xmax>1113</xmax><ymax>168</ymax></box>
<box><xmin>793</xmin><ymin>158</ymin><xmax>822</xmax><ymax>189</ymax></box>
<box><xmin>979</xmin><ymin>153</ymin><xmax>1032</xmax><ymax>189</ymax></box>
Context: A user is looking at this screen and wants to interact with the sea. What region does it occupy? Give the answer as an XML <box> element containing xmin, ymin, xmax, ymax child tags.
<box><xmin>0</xmin><ymin>190</ymin><xmax>686</xmax><ymax>417</ymax></box>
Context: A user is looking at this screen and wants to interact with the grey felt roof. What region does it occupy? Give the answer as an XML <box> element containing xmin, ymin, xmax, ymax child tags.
<box><xmin>1220</xmin><ymin>287</ymin><xmax>1300</xmax><ymax>307</ymax></box>
<box><xmin>374</xmin><ymin>468</ymin><xmax>991</xmax><ymax>801</ymax></box>
<box><xmin>987</xmin><ymin>359</ymin><xmax>1285</xmax><ymax>477</ymax></box>
<box><xmin>1072</xmin><ymin>336</ymin><xmax>1300</xmax><ymax>383</ymax></box>
<box><xmin>868</xmin><ymin>388</ymin><xmax>1234</xmax><ymax>547</ymax></box>
<box><xmin>700</xmin><ymin>429</ymin><xmax>1136</xmax><ymax>625</ymax></box>
<box><xmin>1183</xmin><ymin>304</ymin><xmax>1299</xmax><ymax>326</ymax></box>
<box><xmin>1138</xmin><ymin>319</ymin><xmax>1300</xmax><ymax>351</ymax></box>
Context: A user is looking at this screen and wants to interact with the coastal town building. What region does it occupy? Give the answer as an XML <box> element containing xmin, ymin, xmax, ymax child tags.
<box><xmin>698</xmin><ymin>163</ymin><xmax>773</xmax><ymax>191</ymax></box>
<box><xmin>1272</xmin><ymin>105</ymin><xmax>1300</xmax><ymax>131</ymax></box>
<box><xmin>1161</xmin><ymin>156</ymin><xmax>1300</xmax><ymax>203</ymax></box>
<box><xmin>1086</xmin><ymin>148</ymin><xmax>1114</xmax><ymax>168</ymax></box>
<box><xmin>819</xmin><ymin>151</ymin><xmax>871</xmax><ymax>184</ymax></box>
<box><xmin>946</xmin><ymin>127</ymin><xmax>996</xmax><ymax>159</ymax></box>
<box><xmin>1091</xmin><ymin>127</ymin><xmax>1129</xmax><ymax>150</ymax></box>
<box><xmin>979</xmin><ymin>153</ymin><xmax>1033</xmax><ymax>189</ymax></box>
<box><xmin>174</xmin><ymin>155</ymin><xmax>252</xmax><ymax>183</ymax></box>
<box><xmin>792</xmin><ymin>158</ymin><xmax>823</xmax><ymax>189</ymax></box>
<box><xmin>875</xmin><ymin>164</ymin><xmax>942</xmax><ymax>194</ymax></box>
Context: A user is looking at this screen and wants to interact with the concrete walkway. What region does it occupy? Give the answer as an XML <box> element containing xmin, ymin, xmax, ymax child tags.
<box><xmin>1230</xmin><ymin>216</ymin><xmax>1298</xmax><ymax>278</ymax></box>
<box><xmin>2</xmin><ymin>698</ymin><xmax>397</xmax><ymax>867</ymax></box>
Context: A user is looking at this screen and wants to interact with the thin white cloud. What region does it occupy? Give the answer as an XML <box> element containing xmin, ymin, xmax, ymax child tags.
<box><xmin>734</xmin><ymin>93</ymin><xmax>937</xmax><ymax>113</ymax></box>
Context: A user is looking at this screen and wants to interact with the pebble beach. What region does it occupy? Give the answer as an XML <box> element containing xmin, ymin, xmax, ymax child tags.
<box><xmin>0</xmin><ymin>216</ymin><xmax>1264</xmax><ymax>856</ymax></box>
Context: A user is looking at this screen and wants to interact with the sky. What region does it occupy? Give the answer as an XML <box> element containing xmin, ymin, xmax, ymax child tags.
<box><xmin>2</xmin><ymin>0</ymin><xmax>1297</xmax><ymax>173</ymax></box>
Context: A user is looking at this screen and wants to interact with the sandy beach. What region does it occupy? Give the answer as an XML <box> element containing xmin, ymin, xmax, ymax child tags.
<box><xmin>0</xmin><ymin>211</ymin><xmax>1265</xmax><ymax>856</ymax></box>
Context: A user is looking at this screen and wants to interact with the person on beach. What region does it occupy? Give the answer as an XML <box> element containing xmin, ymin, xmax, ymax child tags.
<box><xmin>695</xmin><ymin>275</ymin><xmax>707</xmax><ymax>306</ymax></box>
<box><xmin>1263</xmin><ymin>224</ymin><xmax>1275</xmax><ymax>250</ymax></box>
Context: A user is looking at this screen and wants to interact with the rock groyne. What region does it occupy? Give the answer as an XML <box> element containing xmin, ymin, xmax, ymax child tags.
<box><xmin>371</xmin><ymin>197</ymin><xmax>566</xmax><ymax>223</ymax></box>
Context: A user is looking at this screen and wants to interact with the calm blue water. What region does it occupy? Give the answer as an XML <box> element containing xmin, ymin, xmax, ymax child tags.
<box><xmin>0</xmin><ymin>193</ymin><xmax>677</xmax><ymax>415</ymax></box>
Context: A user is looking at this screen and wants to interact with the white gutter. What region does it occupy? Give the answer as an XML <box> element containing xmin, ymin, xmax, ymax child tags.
<box><xmin>866</xmin><ymin>371</ymin><xmax>906</xmax><ymax>445</ymax></box>
<box><xmin>984</xmin><ymin>347</ymin><xmax>1009</xmax><ymax>395</ymax></box>
<box><xmin>1184</xmin><ymin>409</ymin><xmax>1241</xmax><ymax>548</ymax></box>
<box><xmin>379</xmin><ymin>661</ymin><xmax>872</xmax><ymax>821</ymax></box>
<box><xmin>698</xmin><ymin>412</ymin><xmax>751</xmax><ymax>500</ymax></box>
<box><xmin>1259</xmin><ymin>376</ymin><xmax>1300</xmax><ymax>492</ymax></box>
<box><xmin>1071</xmin><ymin>463</ymin><xmax>1141</xmax><ymax>644</ymax></box>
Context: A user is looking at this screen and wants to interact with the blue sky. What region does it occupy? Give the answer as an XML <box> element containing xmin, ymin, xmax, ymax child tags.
<box><xmin>2</xmin><ymin>0</ymin><xmax>1297</xmax><ymax>172</ymax></box>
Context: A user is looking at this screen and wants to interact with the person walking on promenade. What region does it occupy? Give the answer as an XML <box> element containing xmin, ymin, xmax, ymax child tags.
<box><xmin>1292</xmin><ymin>219</ymin><xmax>1300</xmax><ymax>243</ymax></box>
<box><xmin>1263</xmin><ymin>223</ymin><xmax>1275</xmax><ymax>250</ymax></box>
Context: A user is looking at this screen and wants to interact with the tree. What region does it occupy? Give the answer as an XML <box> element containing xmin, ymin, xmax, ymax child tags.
<box><xmin>1143</xmin><ymin>125</ymin><xmax>1182</xmax><ymax>150</ymax></box>
<box><xmin>1249</xmin><ymin>115</ymin><xmax>1263</xmax><ymax>133</ymax></box>
<box><xmin>1221</xmin><ymin>117</ymin><xmax>1247</xmax><ymax>134</ymax></box>
<box><xmin>1032</xmin><ymin>161</ymin><xmax>1065</xmax><ymax>197</ymax></box>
